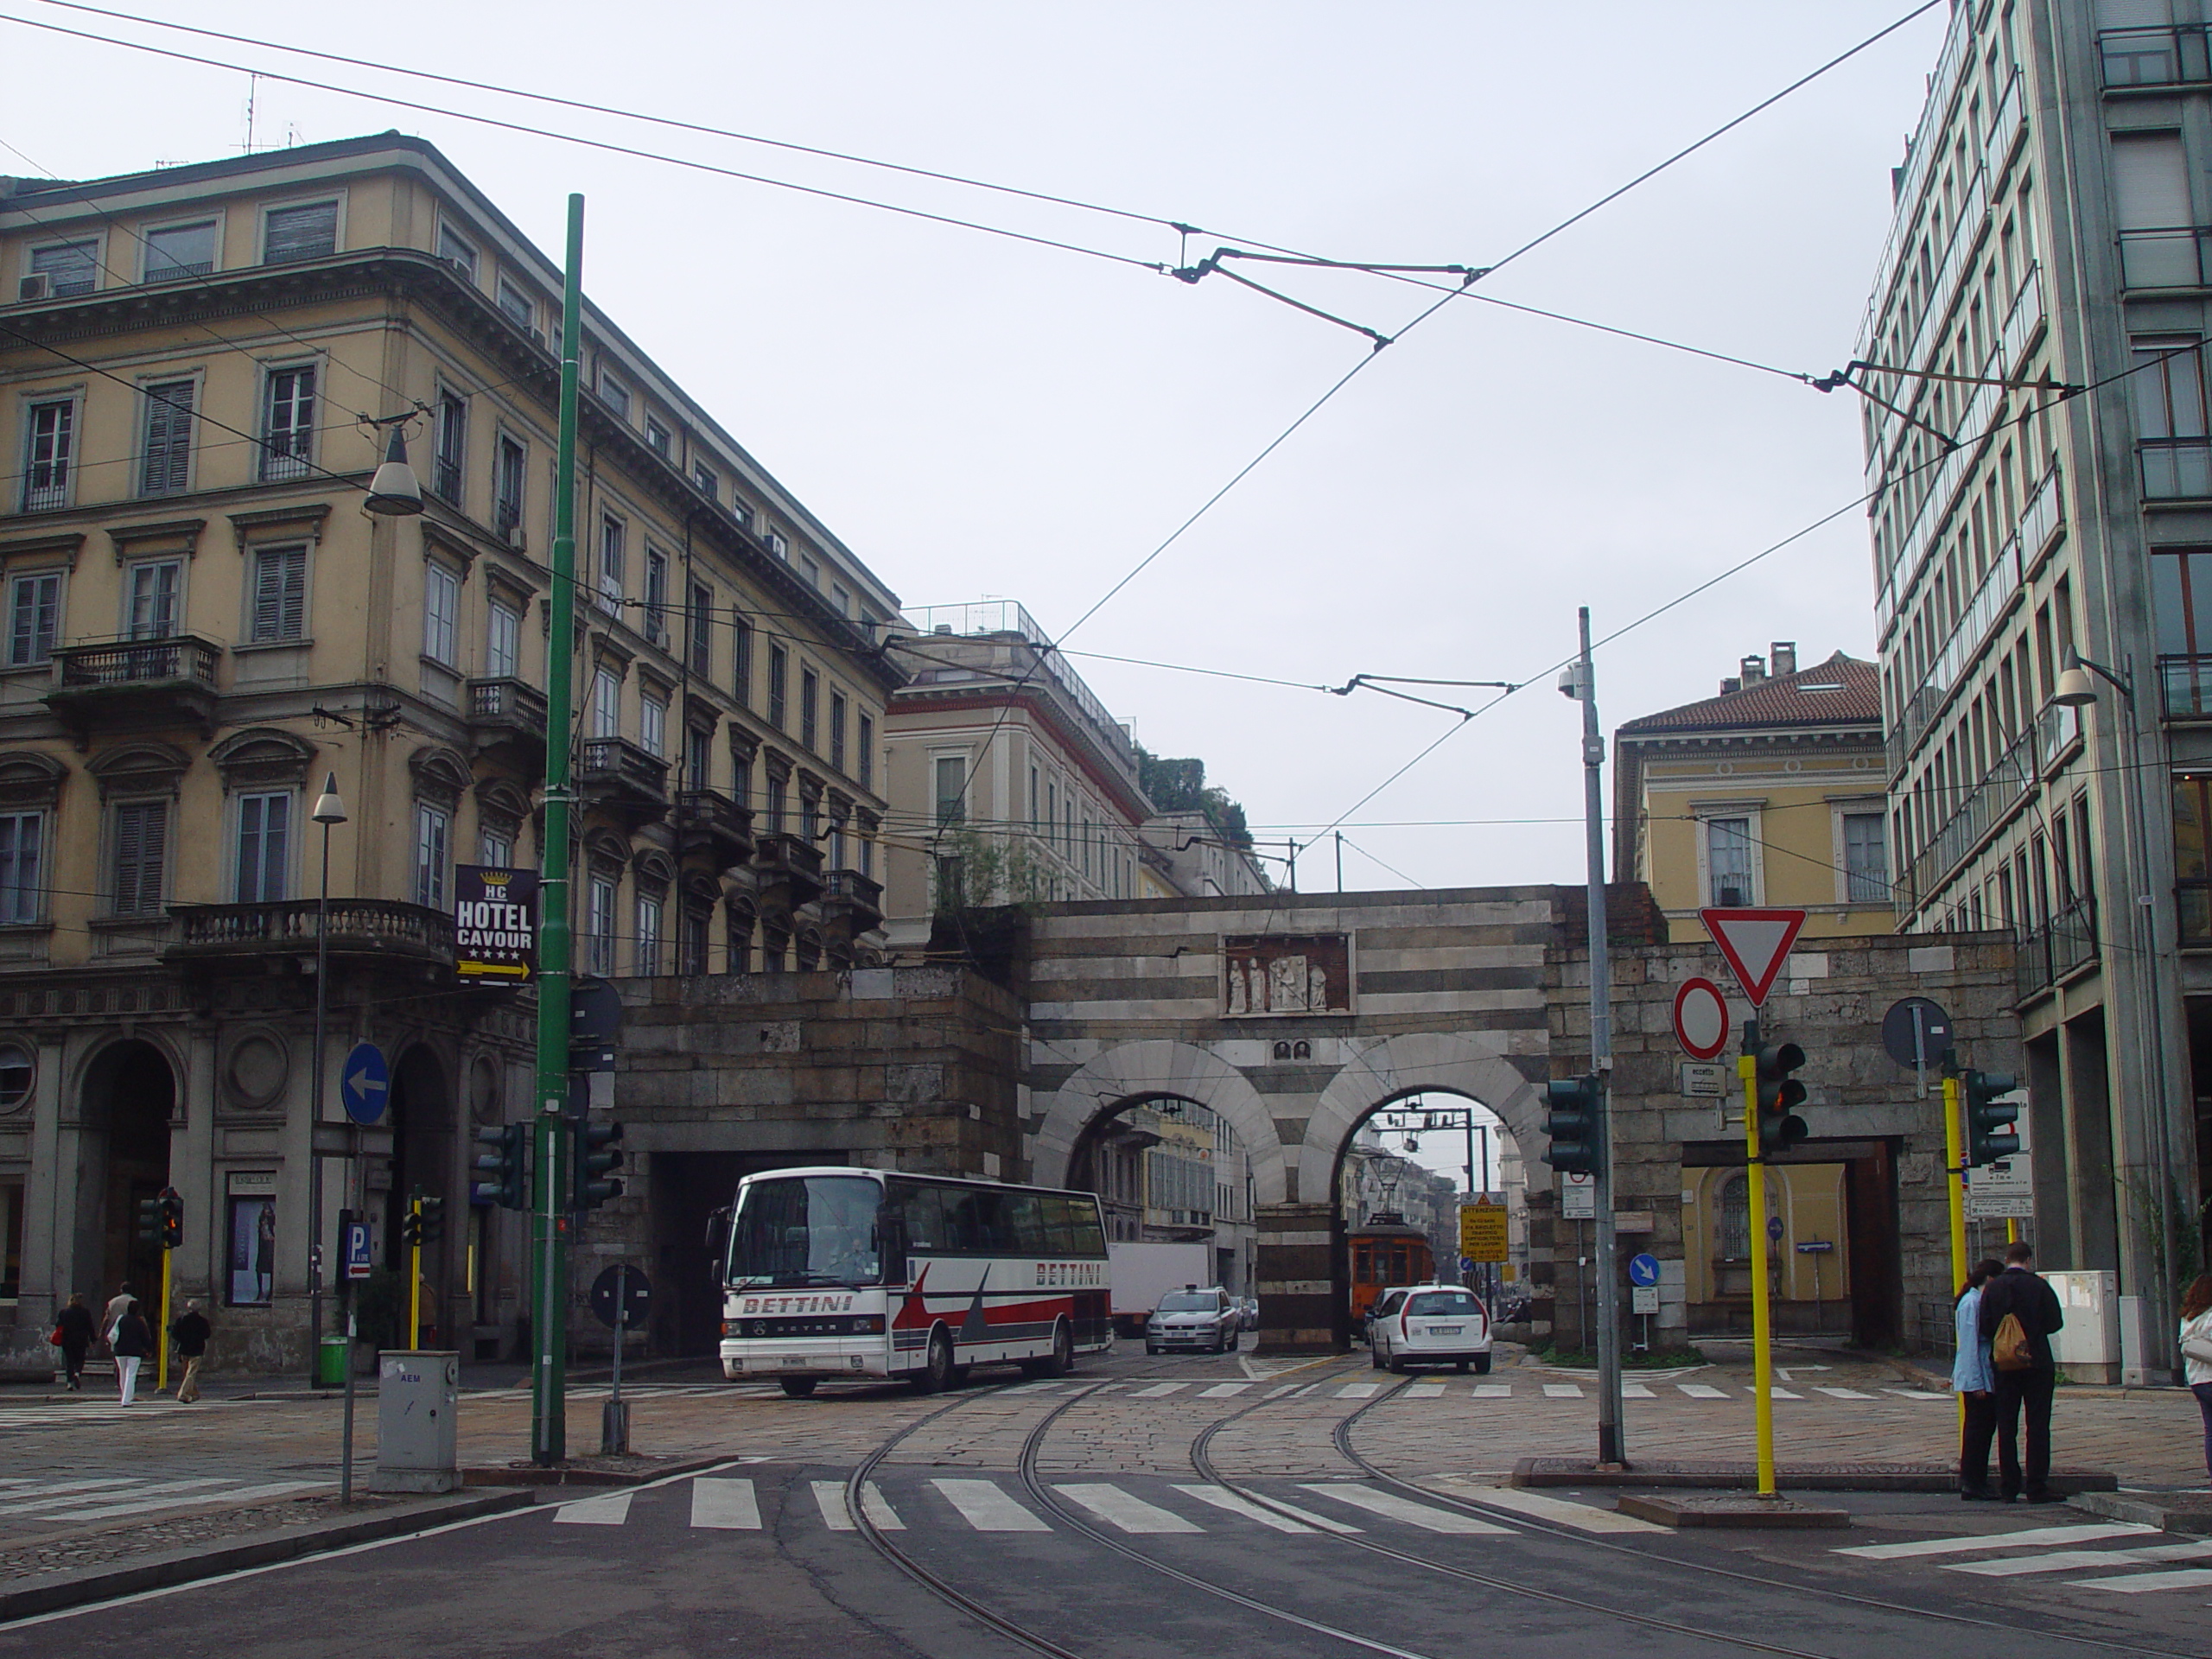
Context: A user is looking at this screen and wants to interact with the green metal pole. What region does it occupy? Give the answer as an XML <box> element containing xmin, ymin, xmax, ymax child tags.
<box><xmin>531</xmin><ymin>194</ymin><xmax>583</xmax><ymax>1466</ymax></box>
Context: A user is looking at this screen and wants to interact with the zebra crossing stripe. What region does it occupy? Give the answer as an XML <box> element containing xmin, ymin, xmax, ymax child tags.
<box><xmin>931</xmin><ymin>1478</ymin><xmax>1051</xmax><ymax>1532</ymax></box>
<box><xmin>59</xmin><ymin>1479</ymin><xmax>317</xmax><ymax>1522</ymax></box>
<box><xmin>690</xmin><ymin>1478</ymin><xmax>761</xmax><ymax>1530</ymax></box>
<box><xmin>1770</xmin><ymin>1388</ymin><xmax>1803</xmax><ymax>1399</ymax></box>
<box><xmin>1336</xmin><ymin>1383</ymin><xmax>1382</xmax><ymax>1399</ymax></box>
<box><xmin>0</xmin><ymin>1478</ymin><xmax>139</xmax><ymax>1515</ymax></box>
<box><xmin>1621</xmin><ymin>1383</ymin><xmax>1655</xmax><ymax>1400</ymax></box>
<box><xmin>1300</xmin><ymin>1484</ymin><xmax>1513</xmax><ymax>1535</ymax></box>
<box><xmin>1404</xmin><ymin>1383</ymin><xmax>1446</xmax><ymax>1400</ymax></box>
<box><xmin>552</xmin><ymin>1491</ymin><xmax>634</xmax><ymax>1526</ymax></box>
<box><xmin>1946</xmin><ymin>1541</ymin><xmax>2212</xmax><ymax>1577</ymax></box>
<box><xmin>1885</xmin><ymin>1389</ymin><xmax>1952</xmax><ymax>1401</ymax></box>
<box><xmin>812</xmin><ymin>1479</ymin><xmax>906</xmax><ymax>1531</ymax></box>
<box><xmin>1436</xmin><ymin>1484</ymin><xmax>1667</xmax><ymax>1535</ymax></box>
<box><xmin>1132</xmin><ymin>1383</ymin><xmax>1186</xmax><ymax>1398</ymax></box>
<box><xmin>2067</xmin><ymin>1567</ymin><xmax>2212</xmax><ymax>1593</ymax></box>
<box><xmin>1676</xmin><ymin>1383</ymin><xmax>1727</xmax><ymax>1400</ymax></box>
<box><xmin>1170</xmin><ymin>1484</ymin><xmax>1359</xmax><ymax>1535</ymax></box>
<box><xmin>1198</xmin><ymin>1382</ymin><xmax>1252</xmax><ymax>1397</ymax></box>
<box><xmin>1469</xmin><ymin>1383</ymin><xmax>1510</xmax><ymax>1398</ymax></box>
<box><xmin>1542</xmin><ymin>1383</ymin><xmax>1583</xmax><ymax>1399</ymax></box>
<box><xmin>1837</xmin><ymin>1523</ymin><xmax>2155</xmax><ymax>1560</ymax></box>
<box><xmin>1814</xmin><ymin>1387</ymin><xmax>1874</xmax><ymax>1400</ymax></box>
<box><xmin>1055</xmin><ymin>1484</ymin><xmax>1204</xmax><ymax>1535</ymax></box>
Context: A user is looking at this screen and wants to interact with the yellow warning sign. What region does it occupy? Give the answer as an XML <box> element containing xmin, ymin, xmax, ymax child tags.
<box><xmin>1459</xmin><ymin>1203</ymin><xmax>1508</xmax><ymax>1263</ymax></box>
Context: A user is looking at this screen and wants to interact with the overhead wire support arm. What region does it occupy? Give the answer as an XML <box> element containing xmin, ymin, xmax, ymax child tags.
<box><xmin>1172</xmin><ymin>253</ymin><xmax>1394</xmax><ymax>350</ymax></box>
<box><xmin>1815</xmin><ymin>359</ymin><xmax>2085</xmax><ymax>397</ymax></box>
<box><xmin>1330</xmin><ymin>671</ymin><xmax>1520</xmax><ymax>719</ymax></box>
<box><xmin>1817</xmin><ymin>364</ymin><xmax>1960</xmax><ymax>454</ymax></box>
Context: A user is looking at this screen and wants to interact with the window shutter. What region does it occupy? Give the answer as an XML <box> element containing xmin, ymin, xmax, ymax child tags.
<box><xmin>140</xmin><ymin>381</ymin><xmax>194</xmax><ymax>495</ymax></box>
<box><xmin>253</xmin><ymin>546</ymin><xmax>306</xmax><ymax>642</ymax></box>
<box><xmin>114</xmin><ymin>802</ymin><xmax>165</xmax><ymax>915</ymax></box>
<box><xmin>264</xmin><ymin>202</ymin><xmax>338</xmax><ymax>264</ymax></box>
<box><xmin>2112</xmin><ymin>133</ymin><xmax>2191</xmax><ymax>229</ymax></box>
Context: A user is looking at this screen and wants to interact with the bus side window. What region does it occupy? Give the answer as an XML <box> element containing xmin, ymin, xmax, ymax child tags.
<box><xmin>957</xmin><ymin>1189</ymin><xmax>1014</xmax><ymax>1254</ymax></box>
<box><xmin>1042</xmin><ymin>1195</ymin><xmax>1080</xmax><ymax>1255</ymax></box>
<box><xmin>1006</xmin><ymin>1192</ymin><xmax>1047</xmax><ymax>1256</ymax></box>
<box><xmin>1070</xmin><ymin>1196</ymin><xmax>1107</xmax><ymax>1259</ymax></box>
<box><xmin>894</xmin><ymin>1182</ymin><xmax>947</xmax><ymax>1251</ymax></box>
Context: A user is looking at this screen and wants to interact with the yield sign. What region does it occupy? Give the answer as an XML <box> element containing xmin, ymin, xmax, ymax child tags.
<box><xmin>1698</xmin><ymin>907</ymin><xmax>1807</xmax><ymax>1008</ymax></box>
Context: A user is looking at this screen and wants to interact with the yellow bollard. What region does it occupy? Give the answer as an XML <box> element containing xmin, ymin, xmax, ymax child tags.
<box><xmin>408</xmin><ymin>1195</ymin><xmax>423</xmax><ymax>1351</ymax></box>
<box><xmin>1942</xmin><ymin>1074</ymin><xmax>1969</xmax><ymax>1435</ymax></box>
<box><xmin>157</xmin><ymin>1246</ymin><xmax>172</xmax><ymax>1394</ymax></box>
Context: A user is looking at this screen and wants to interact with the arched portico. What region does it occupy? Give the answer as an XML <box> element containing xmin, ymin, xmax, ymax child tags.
<box><xmin>1030</xmin><ymin>1040</ymin><xmax>1287</xmax><ymax>1205</ymax></box>
<box><xmin>1299</xmin><ymin>1032</ymin><xmax>1543</xmax><ymax>1203</ymax></box>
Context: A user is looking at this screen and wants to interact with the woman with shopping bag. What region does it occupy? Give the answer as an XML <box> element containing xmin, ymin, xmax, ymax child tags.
<box><xmin>2182</xmin><ymin>1275</ymin><xmax>2212</xmax><ymax>1478</ymax></box>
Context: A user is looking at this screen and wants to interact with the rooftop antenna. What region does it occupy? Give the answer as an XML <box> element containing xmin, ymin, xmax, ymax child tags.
<box><xmin>242</xmin><ymin>73</ymin><xmax>257</xmax><ymax>155</ymax></box>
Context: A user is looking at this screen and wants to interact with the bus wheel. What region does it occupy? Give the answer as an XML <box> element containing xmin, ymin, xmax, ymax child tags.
<box><xmin>779</xmin><ymin>1377</ymin><xmax>817</xmax><ymax>1398</ymax></box>
<box><xmin>910</xmin><ymin>1329</ymin><xmax>954</xmax><ymax>1394</ymax></box>
<box><xmin>1046</xmin><ymin>1319</ymin><xmax>1073</xmax><ymax>1376</ymax></box>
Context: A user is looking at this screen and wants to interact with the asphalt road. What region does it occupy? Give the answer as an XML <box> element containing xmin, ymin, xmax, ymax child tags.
<box><xmin>1</xmin><ymin>1345</ymin><xmax>2205</xmax><ymax>1659</ymax></box>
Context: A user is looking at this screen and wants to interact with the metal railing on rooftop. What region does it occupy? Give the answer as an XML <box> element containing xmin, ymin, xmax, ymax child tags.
<box><xmin>898</xmin><ymin>601</ymin><xmax>1135</xmax><ymax>765</ymax></box>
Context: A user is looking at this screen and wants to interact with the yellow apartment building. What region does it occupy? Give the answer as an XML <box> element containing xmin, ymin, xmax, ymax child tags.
<box><xmin>0</xmin><ymin>133</ymin><xmax>900</xmax><ymax>1370</ymax></box>
<box><xmin>1613</xmin><ymin>644</ymin><xmax>1893</xmax><ymax>944</ymax></box>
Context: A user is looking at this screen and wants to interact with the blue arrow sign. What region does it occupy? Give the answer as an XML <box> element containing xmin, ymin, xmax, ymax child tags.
<box><xmin>1628</xmin><ymin>1253</ymin><xmax>1662</xmax><ymax>1287</ymax></box>
<box><xmin>340</xmin><ymin>1043</ymin><xmax>389</xmax><ymax>1126</ymax></box>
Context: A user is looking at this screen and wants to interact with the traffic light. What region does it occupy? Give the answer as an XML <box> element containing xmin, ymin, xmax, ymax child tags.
<box><xmin>1752</xmin><ymin>1040</ymin><xmax>1809</xmax><ymax>1155</ymax></box>
<box><xmin>573</xmin><ymin>1119</ymin><xmax>624</xmax><ymax>1211</ymax></box>
<box><xmin>1964</xmin><ymin>1069</ymin><xmax>2022</xmax><ymax>1166</ymax></box>
<box><xmin>137</xmin><ymin>1189</ymin><xmax>182</xmax><ymax>1250</ymax></box>
<box><xmin>400</xmin><ymin>1207</ymin><xmax>423</xmax><ymax>1248</ymax></box>
<box><xmin>416</xmin><ymin>1193</ymin><xmax>445</xmax><ymax>1246</ymax></box>
<box><xmin>1541</xmin><ymin>1074</ymin><xmax>1602</xmax><ymax>1174</ymax></box>
<box><xmin>472</xmin><ymin>1123</ymin><xmax>529</xmax><ymax>1209</ymax></box>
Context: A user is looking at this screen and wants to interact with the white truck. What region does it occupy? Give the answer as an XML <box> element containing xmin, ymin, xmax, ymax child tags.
<box><xmin>1109</xmin><ymin>1241</ymin><xmax>1215</xmax><ymax>1338</ymax></box>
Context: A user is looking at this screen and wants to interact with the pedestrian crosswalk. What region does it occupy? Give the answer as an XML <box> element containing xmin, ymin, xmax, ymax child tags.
<box><xmin>1833</xmin><ymin>1520</ymin><xmax>2212</xmax><ymax>1598</ymax></box>
<box><xmin>0</xmin><ymin>1472</ymin><xmax>322</xmax><ymax>1524</ymax></box>
<box><xmin>547</xmin><ymin>1472</ymin><xmax>1565</xmax><ymax>1541</ymax></box>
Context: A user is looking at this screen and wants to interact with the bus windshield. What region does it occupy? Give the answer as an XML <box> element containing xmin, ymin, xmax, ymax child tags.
<box><xmin>727</xmin><ymin>1175</ymin><xmax>883</xmax><ymax>1288</ymax></box>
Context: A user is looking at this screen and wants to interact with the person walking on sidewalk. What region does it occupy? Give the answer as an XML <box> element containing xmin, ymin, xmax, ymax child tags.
<box><xmin>2180</xmin><ymin>1274</ymin><xmax>2212</xmax><ymax>1479</ymax></box>
<box><xmin>168</xmin><ymin>1301</ymin><xmax>211</xmax><ymax>1403</ymax></box>
<box><xmin>1979</xmin><ymin>1239</ymin><xmax>2066</xmax><ymax>1502</ymax></box>
<box><xmin>111</xmin><ymin>1300</ymin><xmax>153</xmax><ymax>1407</ymax></box>
<box><xmin>1954</xmin><ymin>1258</ymin><xmax>2005</xmax><ymax>1499</ymax></box>
<box><xmin>101</xmin><ymin>1283</ymin><xmax>132</xmax><ymax>1351</ymax></box>
<box><xmin>53</xmin><ymin>1294</ymin><xmax>92</xmax><ymax>1391</ymax></box>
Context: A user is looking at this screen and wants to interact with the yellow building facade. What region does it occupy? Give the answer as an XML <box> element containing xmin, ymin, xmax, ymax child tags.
<box><xmin>0</xmin><ymin>135</ymin><xmax>899</xmax><ymax>1368</ymax></box>
<box><xmin>1613</xmin><ymin>645</ymin><xmax>1893</xmax><ymax>944</ymax></box>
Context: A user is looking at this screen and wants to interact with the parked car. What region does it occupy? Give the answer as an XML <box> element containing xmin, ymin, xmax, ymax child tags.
<box><xmin>1370</xmin><ymin>1284</ymin><xmax>1492</xmax><ymax>1375</ymax></box>
<box><xmin>1146</xmin><ymin>1286</ymin><xmax>1241</xmax><ymax>1355</ymax></box>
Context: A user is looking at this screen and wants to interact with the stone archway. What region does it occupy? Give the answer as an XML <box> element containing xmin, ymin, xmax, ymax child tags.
<box><xmin>1299</xmin><ymin>1032</ymin><xmax>1544</xmax><ymax>1204</ymax></box>
<box><xmin>1029</xmin><ymin>1040</ymin><xmax>1287</xmax><ymax>1205</ymax></box>
<box><xmin>73</xmin><ymin>1038</ymin><xmax>180</xmax><ymax>1307</ymax></box>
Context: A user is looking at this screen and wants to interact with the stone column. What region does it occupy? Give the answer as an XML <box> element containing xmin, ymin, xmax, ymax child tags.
<box><xmin>1255</xmin><ymin>1201</ymin><xmax>1337</xmax><ymax>1353</ymax></box>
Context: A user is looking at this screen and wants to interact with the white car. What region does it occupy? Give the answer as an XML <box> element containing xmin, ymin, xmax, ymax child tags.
<box><xmin>1370</xmin><ymin>1284</ymin><xmax>1492</xmax><ymax>1375</ymax></box>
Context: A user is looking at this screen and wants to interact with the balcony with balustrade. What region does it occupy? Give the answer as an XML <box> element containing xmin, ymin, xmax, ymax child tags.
<box><xmin>577</xmin><ymin>736</ymin><xmax>670</xmax><ymax>827</ymax></box>
<box><xmin>817</xmin><ymin>868</ymin><xmax>885</xmax><ymax>941</ymax></box>
<box><xmin>677</xmin><ymin>787</ymin><xmax>754</xmax><ymax>870</ymax></box>
<box><xmin>165</xmin><ymin>898</ymin><xmax>456</xmax><ymax>972</ymax></box>
<box><xmin>467</xmin><ymin>676</ymin><xmax>549</xmax><ymax>766</ymax></box>
<box><xmin>751</xmin><ymin>831</ymin><xmax>825</xmax><ymax>915</ymax></box>
<box><xmin>45</xmin><ymin>634</ymin><xmax>222</xmax><ymax>735</ymax></box>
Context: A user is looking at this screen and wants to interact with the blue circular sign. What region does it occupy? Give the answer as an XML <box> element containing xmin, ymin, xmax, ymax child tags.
<box><xmin>1459</xmin><ymin>1256</ymin><xmax>1475</xmax><ymax>1274</ymax></box>
<box><xmin>1766</xmin><ymin>1215</ymin><xmax>1786</xmax><ymax>1242</ymax></box>
<box><xmin>1628</xmin><ymin>1253</ymin><xmax>1662</xmax><ymax>1287</ymax></box>
<box><xmin>340</xmin><ymin>1042</ymin><xmax>390</xmax><ymax>1126</ymax></box>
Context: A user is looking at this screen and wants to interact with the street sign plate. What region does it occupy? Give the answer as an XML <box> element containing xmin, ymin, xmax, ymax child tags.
<box><xmin>340</xmin><ymin>1043</ymin><xmax>389</xmax><ymax>1126</ymax></box>
<box><xmin>1628</xmin><ymin>1253</ymin><xmax>1662</xmax><ymax>1287</ymax></box>
<box><xmin>1631</xmin><ymin>1284</ymin><xmax>1659</xmax><ymax>1315</ymax></box>
<box><xmin>1698</xmin><ymin>908</ymin><xmax>1808</xmax><ymax>1007</ymax></box>
<box><xmin>1561</xmin><ymin>1172</ymin><xmax>1595</xmax><ymax>1219</ymax></box>
<box><xmin>1766</xmin><ymin>1215</ymin><xmax>1785</xmax><ymax>1242</ymax></box>
<box><xmin>1880</xmin><ymin>996</ymin><xmax>1954</xmax><ymax>1071</ymax></box>
<box><xmin>1671</xmin><ymin>977</ymin><xmax>1731</xmax><ymax>1061</ymax></box>
<box><xmin>1459</xmin><ymin>1204</ymin><xmax>1508</xmax><ymax>1263</ymax></box>
<box><xmin>341</xmin><ymin>1218</ymin><xmax>372</xmax><ymax>1281</ymax></box>
<box><xmin>590</xmin><ymin>1265</ymin><xmax>653</xmax><ymax>1331</ymax></box>
<box><xmin>1680</xmin><ymin>1062</ymin><xmax>1728</xmax><ymax>1097</ymax></box>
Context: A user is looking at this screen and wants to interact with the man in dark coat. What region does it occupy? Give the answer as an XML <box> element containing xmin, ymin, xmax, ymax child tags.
<box><xmin>1978</xmin><ymin>1239</ymin><xmax>2066</xmax><ymax>1502</ymax></box>
<box><xmin>169</xmin><ymin>1302</ymin><xmax>212</xmax><ymax>1403</ymax></box>
<box><xmin>54</xmin><ymin>1294</ymin><xmax>93</xmax><ymax>1390</ymax></box>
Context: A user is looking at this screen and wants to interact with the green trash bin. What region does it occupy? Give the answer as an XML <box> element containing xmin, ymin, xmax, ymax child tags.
<box><xmin>316</xmin><ymin>1334</ymin><xmax>349</xmax><ymax>1387</ymax></box>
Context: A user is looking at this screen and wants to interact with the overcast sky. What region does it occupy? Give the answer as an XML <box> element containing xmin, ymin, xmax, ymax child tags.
<box><xmin>2</xmin><ymin>1</ymin><xmax>1944</xmax><ymax>893</ymax></box>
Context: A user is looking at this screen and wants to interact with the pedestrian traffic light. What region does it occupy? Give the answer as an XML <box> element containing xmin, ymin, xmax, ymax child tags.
<box><xmin>574</xmin><ymin>1119</ymin><xmax>624</xmax><ymax>1211</ymax></box>
<box><xmin>1752</xmin><ymin>1040</ymin><xmax>1809</xmax><ymax>1155</ymax></box>
<box><xmin>1964</xmin><ymin>1069</ymin><xmax>2021</xmax><ymax>1166</ymax></box>
<box><xmin>416</xmin><ymin>1192</ymin><xmax>445</xmax><ymax>1246</ymax></box>
<box><xmin>1541</xmin><ymin>1074</ymin><xmax>1602</xmax><ymax>1175</ymax></box>
<box><xmin>472</xmin><ymin>1123</ymin><xmax>528</xmax><ymax>1209</ymax></box>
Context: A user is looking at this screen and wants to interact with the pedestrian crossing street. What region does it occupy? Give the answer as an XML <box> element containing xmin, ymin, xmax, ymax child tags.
<box><xmin>0</xmin><ymin>1472</ymin><xmax>322</xmax><ymax>1524</ymax></box>
<box><xmin>549</xmin><ymin>1472</ymin><xmax>1537</xmax><ymax>1540</ymax></box>
<box><xmin>1835</xmin><ymin>1521</ymin><xmax>2212</xmax><ymax>1598</ymax></box>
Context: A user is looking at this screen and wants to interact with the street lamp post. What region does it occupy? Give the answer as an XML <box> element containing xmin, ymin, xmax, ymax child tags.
<box><xmin>306</xmin><ymin>773</ymin><xmax>346</xmax><ymax>1384</ymax></box>
<box><xmin>2055</xmin><ymin>647</ymin><xmax>2181</xmax><ymax>1367</ymax></box>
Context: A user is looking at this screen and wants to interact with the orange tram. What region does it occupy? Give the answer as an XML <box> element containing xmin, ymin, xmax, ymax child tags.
<box><xmin>1347</xmin><ymin>1213</ymin><xmax>1435</xmax><ymax>1332</ymax></box>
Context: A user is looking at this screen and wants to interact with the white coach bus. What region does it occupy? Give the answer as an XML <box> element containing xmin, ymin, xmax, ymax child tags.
<box><xmin>717</xmin><ymin>1166</ymin><xmax>1115</xmax><ymax>1396</ymax></box>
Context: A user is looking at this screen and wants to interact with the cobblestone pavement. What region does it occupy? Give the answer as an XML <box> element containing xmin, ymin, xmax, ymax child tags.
<box><xmin>0</xmin><ymin>1340</ymin><xmax>2203</xmax><ymax>1596</ymax></box>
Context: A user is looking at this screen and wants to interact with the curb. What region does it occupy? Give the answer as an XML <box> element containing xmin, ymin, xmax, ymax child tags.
<box><xmin>462</xmin><ymin>1454</ymin><xmax>731</xmax><ymax>1488</ymax></box>
<box><xmin>1510</xmin><ymin>1457</ymin><xmax>2120</xmax><ymax>1494</ymax></box>
<box><xmin>2069</xmin><ymin>1490</ymin><xmax>2212</xmax><ymax>1534</ymax></box>
<box><xmin>0</xmin><ymin>1489</ymin><xmax>535</xmax><ymax>1624</ymax></box>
